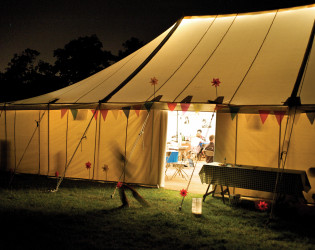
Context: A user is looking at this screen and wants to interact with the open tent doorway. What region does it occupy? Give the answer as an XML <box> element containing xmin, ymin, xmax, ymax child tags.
<box><xmin>164</xmin><ymin>110</ymin><xmax>216</xmax><ymax>194</ymax></box>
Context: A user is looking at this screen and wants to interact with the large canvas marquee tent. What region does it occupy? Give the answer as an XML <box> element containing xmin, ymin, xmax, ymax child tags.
<box><xmin>1</xmin><ymin>4</ymin><xmax>315</xmax><ymax>201</ymax></box>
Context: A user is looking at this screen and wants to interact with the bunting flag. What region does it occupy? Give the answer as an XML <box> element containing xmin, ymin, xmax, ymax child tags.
<box><xmin>61</xmin><ymin>109</ymin><xmax>68</xmax><ymax>119</ymax></box>
<box><xmin>180</xmin><ymin>103</ymin><xmax>190</xmax><ymax>114</ymax></box>
<box><xmin>122</xmin><ymin>107</ymin><xmax>131</xmax><ymax>119</ymax></box>
<box><xmin>193</xmin><ymin>103</ymin><xmax>202</xmax><ymax>113</ymax></box>
<box><xmin>71</xmin><ymin>109</ymin><xmax>78</xmax><ymax>120</ymax></box>
<box><xmin>100</xmin><ymin>110</ymin><xmax>109</xmax><ymax>121</ymax></box>
<box><xmin>181</xmin><ymin>95</ymin><xmax>193</xmax><ymax>103</ymax></box>
<box><xmin>259</xmin><ymin>110</ymin><xmax>270</xmax><ymax>124</ymax></box>
<box><xmin>229</xmin><ymin>107</ymin><xmax>239</xmax><ymax>120</ymax></box>
<box><xmin>151</xmin><ymin>95</ymin><xmax>163</xmax><ymax>102</ymax></box>
<box><xmin>144</xmin><ymin>102</ymin><xmax>154</xmax><ymax>111</ymax></box>
<box><xmin>111</xmin><ymin>110</ymin><xmax>119</xmax><ymax>120</ymax></box>
<box><xmin>306</xmin><ymin>112</ymin><xmax>315</xmax><ymax>125</ymax></box>
<box><xmin>168</xmin><ymin>103</ymin><xmax>177</xmax><ymax>111</ymax></box>
<box><xmin>91</xmin><ymin>110</ymin><xmax>99</xmax><ymax>120</ymax></box>
<box><xmin>133</xmin><ymin>105</ymin><xmax>142</xmax><ymax>117</ymax></box>
<box><xmin>274</xmin><ymin>111</ymin><xmax>286</xmax><ymax>126</ymax></box>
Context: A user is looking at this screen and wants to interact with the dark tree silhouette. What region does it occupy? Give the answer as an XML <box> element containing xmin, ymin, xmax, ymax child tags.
<box><xmin>0</xmin><ymin>49</ymin><xmax>63</xmax><ymax>102</ymax></box>
<box><xmin>0</xmin><ymin>36</ymin><xmax>145</xmax><ymax>102</ymax></box>
<box><xmin>53</xmin><ymin>34</ymin><xmax>114</xmax><ymax>85</ymax></box>
<box><xmin>117</xmin><ymin>37</ymin><xmax>145</xmax><ymax>60</ymax></box>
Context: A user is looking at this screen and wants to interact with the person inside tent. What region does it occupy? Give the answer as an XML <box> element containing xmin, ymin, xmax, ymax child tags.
<box><xmin>205</xmin><ymin>135</ymin><xmax>215</xmax><ymax>163</ymax></box>
<box><xmin>191</xmin><ymin>129</ymin><xmax>206</xmax><ymax>159</ymax></box>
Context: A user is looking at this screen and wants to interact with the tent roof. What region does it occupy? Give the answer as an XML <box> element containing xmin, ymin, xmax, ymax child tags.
<box><xmin>3</xmin><ymin>4</ymin><xmax>315</xmax><ymax>111</ymax></box>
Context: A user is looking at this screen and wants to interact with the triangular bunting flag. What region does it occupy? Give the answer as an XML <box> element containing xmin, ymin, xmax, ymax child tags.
<box><xmin>71</xmin><ymin>109</ymin><xmax>78</xmax><ymax>120</ymax></box>
<box><xmin>91</xmin><ymin>110</ymin><xmax>99</xmax><ymax>120</ymax></box>
<box><xmin>306</xmin><ymin>112</ymin><xmax>315</xmax><ymax>125</ymax></box>
<box><xmin>229</xmin><ymin>107</ymin><xmax>239</xmax><ymax>120</ymax></box>
<box><xmin>133</xmin><ymin>105</ymin><xmax>142</xmax><ymax>117</ymax></box>
<box><xmin>180</xmin><ymin>103</ymin><xmax>190</xmax><ymax>114</ymax></box>
<box><xmin>274</xmin><ymin>111</ymin><xmax>286</xmax><ymax>126</ymax></box>
<box><xmin>61</xmin><ymin>109</ymin><xmax>68</xmax><ymax>119</ymax></box>
<box><xmin>100</xmin><ymin>110</ymin><xmax>108</xmax><ymax>121</ymax></box>
<box><xmin>144</xmin><ymin>102</ymin><xmax>154</xmax><ymax>111</ymax></box>
<box><xmin>181</xmin><ymin>95</ymin><xmax>193</xmax><ymax>103</ymax></box>
<box><xmin>168</xmin><ymin>103</ymin><xmax>177</xmax><ymax>111</ymax></box>
<box><xmin>122</xmin><ymin>107</ymin><xmax>131</xmax><ymax>119</ymax></box>
<box><xmin>111</xmin><ymin>110</ymin><xmax>119</xmax><ymax>120</ymax></box>
<box><xmin>259</xmin><ymin>110</ymin><xmax>270</xmax><ymax>124</ymax></box>
<box><xmin>151</xmin><ymin>95</ymin><xmax>163</xmax><ymax>102</ymax></box>
<box><xmin>193</xmin><ymin>104</ymin><xmax>202</xmax><ymax>113</ymax></box>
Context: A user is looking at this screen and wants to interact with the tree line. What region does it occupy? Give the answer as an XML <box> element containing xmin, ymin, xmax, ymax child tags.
<box><xmin>0</xmin><ymin>35</ymin><xmax>144</xmax><ymax>102</ymax></box>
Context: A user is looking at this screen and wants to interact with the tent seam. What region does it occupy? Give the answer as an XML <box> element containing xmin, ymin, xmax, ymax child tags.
<box><xmin>99</xmin><ymin>17</ymin><xmax>184</xmax><ymax>103</ymax></box>
<box><xmin>145</xmin><ymin>15</ymin><xmax>218</xmax><ymax>102</ymax></box>
<box><xmin>228</xmin><ymin>10</ymin><xmax>279</xmax><ymax>104</ymax></box>
<box><xmin>173</xmin><ymin>14</ymin><xmax>238</xmax><ymax>102</ymax></box>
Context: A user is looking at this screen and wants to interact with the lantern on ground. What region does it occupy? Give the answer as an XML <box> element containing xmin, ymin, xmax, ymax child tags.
<box><xmin>192</xmin><ymin>198</ymin><xmax>202</xmax><ymax>215</ymax></box>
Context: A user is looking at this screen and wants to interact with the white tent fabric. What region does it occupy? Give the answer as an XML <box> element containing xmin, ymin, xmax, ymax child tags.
<box><xmin>1</xmin><ymin>5</ymin><xmax>315</xmax><ymax>199</ymax></box>
<box><xmin>3</xmin><ymin>5</ymin><xmax>315</xmax><ymax>108</ymax></box>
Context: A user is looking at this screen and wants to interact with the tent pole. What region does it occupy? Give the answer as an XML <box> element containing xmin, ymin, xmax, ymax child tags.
<box><xmin>4</xmin><ymin>104</ymin><xmax>7</xmax><ymax>148</ymax></box>
<box><xmin>13</xmin><ymin>111</ymin><xmax>16</xmax><ymax>173</ymax></box>
<box><xmin>65</xmin><ymin>110</ymin><xmax>69</xmax><ymax>173</ymax></box>
<box><xmin>149</xmin><ymin>109</ymin><xmax>155</xmax><ymax>180</ymax></box>
<box><xmin>123</xmin><ymin>115</ymin><xmax>129</xmax><ymax>183</ymax></box>
<box><xmin>234</xmin><ymin>113</ymin><xmax>238</xmax><ymax>166</ymax></box>
<box><xmin>269</xmin><ymin>107</ymin><xmax>297</xmax><ymax>220</ymax></box>
<box><xmin>92</xmin><ymin>109</ymin><xmax>99</xmax><ymax>180</ymax></box>
<box><xmin>38</xmin><ymin>111</ymin><xmax>41</xmax><ymax>175</ymax></box>
<box><xmin>285</xmin><ymin>20</ymin><xmax>315</xmax><ymax>106</ymax></box>
<box><xmin>94</xmin><ymin>108</ymin><xmax>102</xmax><ymax>180</ymax></box>
<box><xmin>47</xmin><ymin>106</ymin><xmax>50</xmax><ymax>176</ymax></box>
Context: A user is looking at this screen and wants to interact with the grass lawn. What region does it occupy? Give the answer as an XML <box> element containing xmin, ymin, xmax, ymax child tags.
<box><xmin>1</xmin><ymin>172</ymin><xmax>315</xmax><ymax>250</ymax></box>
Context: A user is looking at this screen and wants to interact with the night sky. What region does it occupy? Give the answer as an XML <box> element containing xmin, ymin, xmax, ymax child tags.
<box><xmin>1</xmin><ymin>0</ymin><xmax>314</xmax><ymax>72</ymax></box>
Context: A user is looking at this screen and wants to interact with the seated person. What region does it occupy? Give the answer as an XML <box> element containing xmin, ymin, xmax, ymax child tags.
<box><xmin>191</xmin><ymin>129</ymin><xmax>206</xmax><ymax>159</ymax></box>
<box><xmin>205</xmin><ymin>135</ymin><xmax>215</xmax><ymax>163</ymax></box>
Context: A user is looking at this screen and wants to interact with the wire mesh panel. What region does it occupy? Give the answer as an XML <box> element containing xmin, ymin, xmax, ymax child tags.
<box><xmin>199</xmin><ymin>164</ymin><xmax>311</xmax><ymax>196</ymax></box>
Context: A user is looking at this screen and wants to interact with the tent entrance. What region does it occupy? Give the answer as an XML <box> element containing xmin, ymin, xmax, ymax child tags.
<box><xmin>164</xmin><ymin>111</ymin><xmax>216</xmax><ymax>194</ymax></box>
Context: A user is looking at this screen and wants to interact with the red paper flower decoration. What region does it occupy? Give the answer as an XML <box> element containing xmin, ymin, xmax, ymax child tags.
<box><xmin>180</xmin><ymin>189</ymin><xmax>188</xmax><ymax>197</ymax></box>
<box><xmin>255</xmin><ymin>200</ymin><xmax>269</xmax><ymax>211</ymax></box>
<box><xmin>55</xmin><ymin>171</ymin><xmax>59</xmax><ymax>177</ymax></box>
<box><xmin>150</xmin><ymin>77</ymin><xmax>158</xmax><ymax>85</ymax></box>
<box><xmin>85</xmin><ymin>161</ymin><xmax>92</xmax><ymax>170</ymax></box>
<box><xmin>211</xmin><ymin>78</ymin><xmax>221</xmax><ymax>87</ymax></box>
<box><xmin>117</xmin><ymin>182</ymin><xmax>123</xmax><ymax>188</ymax></box>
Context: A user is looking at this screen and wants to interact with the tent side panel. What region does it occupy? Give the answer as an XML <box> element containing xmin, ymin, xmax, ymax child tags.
<box><xmin>237</xmin><ymin>113</ymin><xmax>280</xmax><ymax>168</ymax></box>
<box><xmin>49</xmin><ymin>110</ymin><xmax>68</xmax><ymax>176</ymax></box>
<box><xmin>216</xmin><ymin>112</ymin><xmax>288</xmax><ymax>199</ymax></box>
<box><xmin>215</xmin><ymin>112</ymin><xmax>236</xmax><ymax>164</ymax></box>
<box><xmin>39</xmin><ymin>110</ymin><xmax>49</xmax><ymax>175</ymax></box>
<box><xmin>62</xmin><ymin>110</ymin><xmax>96</xmax><ymax>179</ymax></box>
<box><xmin>0</xmin><ymin>110</ymin><xmax>13</xmax><ymax>171</ymax></box>
<box><xmin>14</xmin><ymin>110</ymin><xmax>40</xmax><ymax>174</ymax></box>
<box><xmin>286</xmin><ymin>112</ymin><xmax>315</xmax><ymax>202</ymax></box>
<box><xmin>94</xmin><ymin>110</ymin><xmax>167</xmax><ymax>186</ymax></box>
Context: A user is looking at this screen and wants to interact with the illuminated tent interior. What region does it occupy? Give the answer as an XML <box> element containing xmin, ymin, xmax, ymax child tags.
<box><xmin>1</xmin><ymin>4</ymin><xmax>315</xmax><ymax>201</ymax></box>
